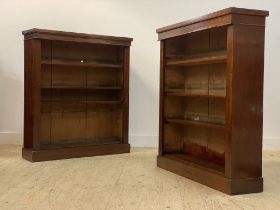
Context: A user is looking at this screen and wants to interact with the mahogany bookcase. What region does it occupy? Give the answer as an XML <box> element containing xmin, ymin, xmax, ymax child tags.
<box><xmin>156</xmin><ymin>7</ymin><xmax>269</xmax><ymax>195</ymax></box>
<box><xmin>22</xmin><ymin>29</ymin><xmax>132</xmax><ymax>162</ymax></box>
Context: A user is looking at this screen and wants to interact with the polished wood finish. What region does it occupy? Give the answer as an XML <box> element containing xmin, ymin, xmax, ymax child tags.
<box><xmin>42</xmin><ymin>59</ymin><xmax>123</xmax><ymax>68</ymax></box>
<box><xmin>165</xmin><ymin>92</ymin><xmax>226</xmax><ymax>98</ymax></box>
<box><xmin>157</xmin><ymin>7</ymin><xmax>268</xmax><ymax>195</ymax></box>
<box><xmin>157</xmin><ymin>7</ymin><xmax>268</xmax><ymax>40</ymax></box>
<box><xmin>166</xmin><ymin>118</ymin><xmax>225</xmax><ymax>130</ymax></box>
<box><xmin>165</xmin><ymin>51</ymin><xmax>227</xmax><ymax>66</ymax></box>
<box><xmin>23</xmin><ymin>28</ymin><xmax>132</xmax><ymax>46</ymax></box>
<box><xmin>23</xmin><ymin>29</ymin><xmax>132</xmax><ymax>162</ymax></box>
<box><xmin>40</xmin><ymin>86</ymin><xmax>123</xmax><ymax>90</ymax></box>
<box><xmin>24</xmin><ymin>39</ymin><xmax>41</xmax><ymax>150</ymax></box>
<box><xmin>157</xmin><ymin>156</ymin><xmax>263</xmax><ymax>195</ymax></box>
<box><xmin>22</xmin><ymin>144</ymin><xmax>130</xmax><ymax>162</ymax></box>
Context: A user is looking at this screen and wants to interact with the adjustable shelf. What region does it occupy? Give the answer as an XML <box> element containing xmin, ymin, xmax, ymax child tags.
<box><xmin>42</xmin><ymin>59</ymin><xmax>123</xmax><ymax>68</ymax></box>
<box><xmin>41</xmin><ymin>137</ymin><xmax>122</xmax><ymax>150</ymax></box>
<box><xmin>41</xmin><ymin>85</ymin><xmax>123</xmax><ymax>90</ymax></box>
<box><xmin>157</xmin><ymin>7</ymin><xmax>268</xmax><ymax>195</ymax></box>
<box><xmin>41</xmin><ymin>100</ymin><xmax>122</xmax><ymax>104</ymax></box>
<box><xmin>23</xmin><ymin>28</ymin><xmax>132</xmax><ymax>162</ymax></box>
<box><xmin>164</xmin><ymin>153</ymin><xmax>225</xmax><ymax>175</ymax></box>
<box><xmin>165</xmin><ymin>90</ymin><xmax>226</xmax><ymax>98</ymax></box>
<box><xmin>166</xmin><ymin>51</ymin><xmax>227</xmax><ymax>66</ymax></box>
<box><xmin>166</xmin><ymin>118</ymin><xmax>225</xmax><ymax>130</ymax></box>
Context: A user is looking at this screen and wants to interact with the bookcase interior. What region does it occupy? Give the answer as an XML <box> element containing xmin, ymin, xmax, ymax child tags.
<box><xmin>40</xmin><ymin>40</ymin><xmax>124</xmax><ymax>148</ymax></box>
<box><xmin>165</xmin><ymin>97</ymin><xmax>226</xmax><ymax>124</ymax></box>
<box><xmin>163</xmin><ymin>27</ymin><xmax>227</xmax><ymax>172</ymax></box>
<box><xmin>165</xmin><ymin>26</ymin><xmax>227</xmax><ymax>56</ymax></box>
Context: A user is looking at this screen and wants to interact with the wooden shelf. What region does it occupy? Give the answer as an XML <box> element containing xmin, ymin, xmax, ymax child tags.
<box><xmin>41</xmin><ymin>138</ymin><xmax>122</xmax><ymax>150</ymax></box>
<box><xmin>41</xmin><ymin>85</ymin><xmax>123</xmax><ymax>90</ymax></box>
<box><xmin>165</xmin><ymin>91</ymin><xmax>226</xmax><ymax>98</ymax></box>
<box><xmin>41</xmin><ymin>100</ymin><xmax>122</xmax><ymax>104</ymax></box>
<box><xmin>42</xmin><ymin>59</ymin><xmax>123</xmax><ymax>68</ymax></box>
<box><xmin>165</xmin><ymin>51</ymin><xmax>227</xmax><ymax>66</ymax></box>
<box><xmin>23</xmin><ymin>143</ymin><xmax>130</xmax><ymax>162</ymax></box>
<box><xmin>164</xmin><ymin>153</ymin><xmax>224</xmax><ymax>175</ymax></box>
<box><xmin>165</xmin><ymin>118</ymin><xmax>225</xmax><ymax>129</ymax></box>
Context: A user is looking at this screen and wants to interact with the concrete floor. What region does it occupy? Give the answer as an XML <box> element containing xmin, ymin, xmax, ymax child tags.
<box><xmin>0</xmin><ymin>145</ymin><xmax>280</xmax><ymax>210</ymax></box>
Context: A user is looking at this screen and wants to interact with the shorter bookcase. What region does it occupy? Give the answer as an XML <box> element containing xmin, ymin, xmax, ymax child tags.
<box><xmin>22</xmin><ymin>29</ymin><xmax>132</xmax><ymax>162</ymax></box>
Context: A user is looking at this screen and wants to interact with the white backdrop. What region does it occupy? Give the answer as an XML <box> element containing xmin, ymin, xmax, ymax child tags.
<box><xmin>0</xmin><ymin>0</ymin><xmax>279</xmax><ymax>149</ymax></box>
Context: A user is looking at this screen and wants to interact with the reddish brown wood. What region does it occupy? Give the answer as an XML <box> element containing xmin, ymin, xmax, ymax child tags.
<box><xmin>42</xmin><ymin>59</ymin><xmax>123</xmax><ymax>68</ymax></box>
<box><xmin>40</xmin><ymin>86</ymin><xmax>123</xmax><ymax>90</ymax></box>
<box><xmin>225</xmin><ymin>24</ymin><xmax>265</xmax><ymax>179</ymax></box>
<box><xmin>22</xmin><ymin>143</ymin><xmax>130</xmax><ymax>162</ymax></box>
<box><xmin>158</xmin><ymin>41</ymin><xmax>165</xmax><ymax>156</ymax></box>
<box><xmin>166</xmin><ymin>50</ymin><xmax>227</xmax><ymax>66</ymax></box>
<box><xmin>24</xmin><ymin>39</ymin><xmax>41</xmax><ymax>150</ymax></box>
<box><xmin>157</xmin><ymin>7</ymin><xmax>269</xmax><ymax>40</ymax></box>
<box><xmin>183</xmin><ymin>143</ymin><xmax>225</xmax><ymax>166</ymax></box>
<box><xmin>122</xmin><ymin>47</ymin><xmax>130</xmax><ymax>144</ymax></box>
<box><xmin>22</xmin><ymin>28</ymin><xmax>132</xmax><ymax>46</ymax></box>
<box><xmin>156</xmin><ymin>7</ymin><xmax>268</xmax><ymax>33</ymax></box>
<box><xmin>158</xmin><ymin>15</ymin><xmax>232</xmax><ymax>41</ymax></box>
<box><xmin>165</xmin><ymin>92</ymin><xmax>225</xmax><ymax>98</ymax></box>
<box><xmin>166</xmin><ymin>118</ymin><xmax>225</xmax><ymax>130</ymax></box>
<box><xmin>23</xmin><ymin>29</ymin><xmax>132</xmax><ymax>162</ymax></box>
<box><xmin>157</xmin><ymin>156</ymin><xmax>263</xmax><ymax>195</ymax></box>
<box><xmin>157</xmin><ymin>7</ymin><xmax>268</xmax><ymax>195</ymax></box>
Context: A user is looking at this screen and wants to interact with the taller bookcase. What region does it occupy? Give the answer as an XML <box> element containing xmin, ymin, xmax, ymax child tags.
<box><xmin>22</xmin><ymin>29</ymin><xmax>132</xmax><ymax>162</ymax></box>
<box><xmin>156</xmin><ymin>8</ymin><xmax>269</xmax><ymax>195</ymax></box>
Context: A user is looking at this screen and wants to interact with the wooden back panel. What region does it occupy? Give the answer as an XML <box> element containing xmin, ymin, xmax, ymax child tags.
<box><xmin>161</xmin><ymin>25</ymin><xmax>228</xmax><ymax>170</ymax></box>
<box><xmin>51</xmin><ymin>41</ymin><xmax>123</xmax><ymax>62</ymax></box>
<box><xmin>39</xmin><ymin>40</ymin><xmax>125</xmax><ymax>148</ymax></box>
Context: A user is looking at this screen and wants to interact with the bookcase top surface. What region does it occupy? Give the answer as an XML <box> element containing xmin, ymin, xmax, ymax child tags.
<box><xmin>156</xmin><ymin>7</ymin><xmax>269</xmax><ymax>34</ymax></box>
<box><xmin>22</xmin><ymin>28</ymin><xmax>133</xmax><ymax>46</ymax></box>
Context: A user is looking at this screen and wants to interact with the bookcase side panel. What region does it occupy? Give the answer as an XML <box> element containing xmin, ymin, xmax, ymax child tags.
<box><xmin>122</xmin><ymin>47</ymin><xmax>130</xmax><ymax>144</ymax></box>
<box><xmin>24</xmin><ymin>39</ymin><xmax>42</xmax><ymax>149</ymax></box>
<box><xmin>226</xmin><ymin>24</ymin><xmax>265</xmax><ymax>179</ymax></box>
<box><xmin>159</xmin><ymin>41</ymin><xmax>165</xmax><ymax>155</ymax></box>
